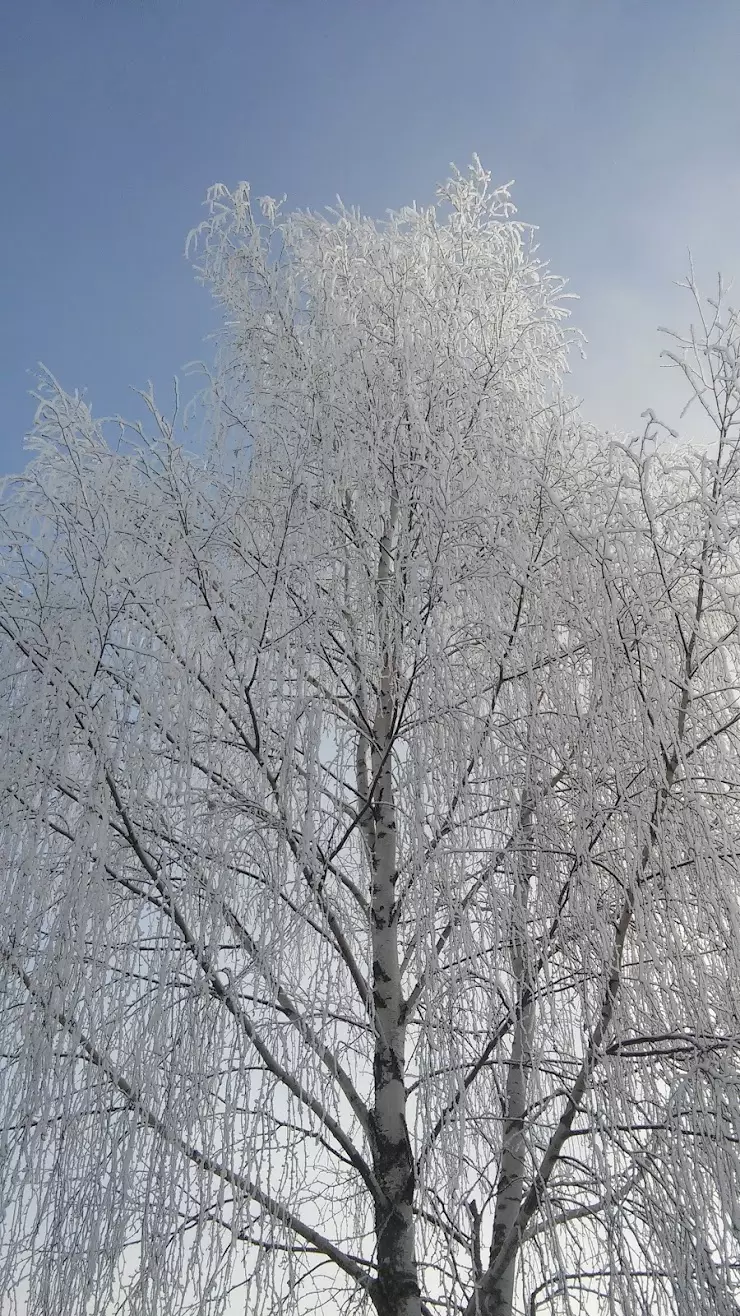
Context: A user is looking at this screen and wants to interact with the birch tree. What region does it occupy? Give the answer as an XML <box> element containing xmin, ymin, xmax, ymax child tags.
<box><xmin>3</xmin><ymin>161</ymin><xmax>740</xmax><ymax>1316</ymax></box>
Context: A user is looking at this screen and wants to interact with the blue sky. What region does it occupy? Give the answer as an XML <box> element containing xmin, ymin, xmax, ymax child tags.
<box><xmin>2</xmin><ymin>0</ymin><xmax>740</xmax><ymax>474</ymax></box>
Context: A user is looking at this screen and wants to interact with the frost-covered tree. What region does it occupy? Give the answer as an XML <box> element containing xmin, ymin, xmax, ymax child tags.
<box><xmin>3</xmin><ymin>161</ymin><xmax>740</xmax><ymax>1316</ymax></box>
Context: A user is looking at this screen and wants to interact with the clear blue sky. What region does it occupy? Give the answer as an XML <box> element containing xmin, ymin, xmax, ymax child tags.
<box><xmin>2</xmin><ymin>0</ymin><xmax>740</xmax><ymax>474</ymax></box>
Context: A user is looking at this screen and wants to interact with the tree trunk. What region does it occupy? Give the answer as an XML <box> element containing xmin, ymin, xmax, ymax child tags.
<box><xmin>367</xmin><ymin>499</ymin><xmax>422</xmax><ymax>1316</ymax></box>
<box><xmin>369</xmin><ymin>827</ymin><xmax>420</xmax><ymax>1316</ymax></box>
<box><xmin>484</xmin><ymin>799</ymin><xmax>536</xmax><ymax>1316</ymax></box>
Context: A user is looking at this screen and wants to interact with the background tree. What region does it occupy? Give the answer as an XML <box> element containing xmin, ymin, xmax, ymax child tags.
<box><xmin>2</xmin><ymin>162</ymin><xmax>740</xmax><ymax>1316</ymax></box>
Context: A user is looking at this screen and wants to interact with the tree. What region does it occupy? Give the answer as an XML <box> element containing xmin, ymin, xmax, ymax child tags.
<box><xmin>2</xmin><ymin>160</ymin><xmax>740</xmax><ymax>1316</ymax></box>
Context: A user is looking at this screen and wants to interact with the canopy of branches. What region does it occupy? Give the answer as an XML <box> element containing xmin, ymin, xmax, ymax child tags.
<box><xmin>2</xmin><ymin>160</ymin><xmax>740</xmax><ymax>1316</ymax></box>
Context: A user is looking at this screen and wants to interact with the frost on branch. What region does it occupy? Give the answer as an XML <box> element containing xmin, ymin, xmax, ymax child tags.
<box><xmin>2</xmin><ymin>163</ymin><xmax>740</xmax><ymax>1316</ymax></box>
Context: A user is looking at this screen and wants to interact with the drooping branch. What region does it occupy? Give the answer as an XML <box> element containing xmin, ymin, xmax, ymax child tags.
<box><xmin>0</xmin><ymin>947</ymin><xmax>375</xmax><ymax>1291</ymax></box>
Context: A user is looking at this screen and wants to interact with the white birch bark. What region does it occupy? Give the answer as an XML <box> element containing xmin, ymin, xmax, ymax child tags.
<box><xmin>482</xmin><ymin>796</ymin><xmax>536</xmax><ymax>1316</ymax></box>
<box><xmin>364</xmin><ymin>496</ymin><xmax>422</xmax><ymax>1316</ymax></box>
